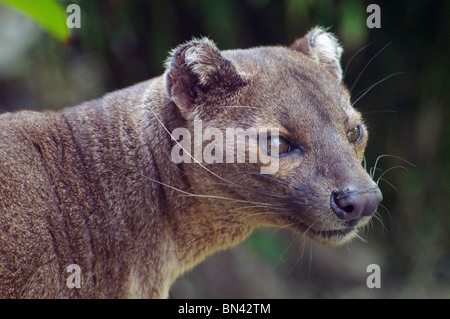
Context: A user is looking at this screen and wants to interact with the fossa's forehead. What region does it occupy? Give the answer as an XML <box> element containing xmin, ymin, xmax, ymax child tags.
<box><xmin>222</xmin><ymin>46</ymin><xmax>363</xmax><ymax>132</ymax></box>
<box><xmin>226</xmin><ymin>47</ymin><xmax>348</xmax><ymax>98</ymax></box>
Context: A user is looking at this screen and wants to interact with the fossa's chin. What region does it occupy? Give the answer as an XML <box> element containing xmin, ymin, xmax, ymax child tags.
<box><xmin>283</xmin><ymin>216</ymin><xmax>369</xmax><ymax>246</ymax></box>
<box><xmin>307</xmin><ymin>227</ymin><xmax>358</xmax><ymax>246</ymax></box>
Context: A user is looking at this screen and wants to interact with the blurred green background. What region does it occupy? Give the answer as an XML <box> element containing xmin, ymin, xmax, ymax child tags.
<box><xmin>0</xmin><ymin>0</ymin><xmax>448</xmax><ymax>298</ymax></box>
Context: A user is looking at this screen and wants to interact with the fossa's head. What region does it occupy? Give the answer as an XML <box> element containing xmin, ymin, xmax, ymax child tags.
<box><xmin>164</xmin><ymin>27</ymin><xmax>382</xmax><ymax>246</ymax></box>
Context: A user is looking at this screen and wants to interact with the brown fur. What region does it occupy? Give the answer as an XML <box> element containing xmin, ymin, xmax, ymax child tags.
<box><xmin>0</xmin><ymin>27</ymin><xmax>381</xmax><ymax>298</ymax></box>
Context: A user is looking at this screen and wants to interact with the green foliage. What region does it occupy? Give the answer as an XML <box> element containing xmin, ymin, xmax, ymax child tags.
<box><xmin>339</xmin><ymin>0</ymin><xmax>368</xmax><ymax>47</ymax></box>
<box><xmin>0</xmin><ymin>0</ymin><xmax>69</xmax><ymax>41</ymax></box>
<box><xmin>246</xmin><ymin>229</ymin><xmax>290</xmax><ymax>263</ymax></box>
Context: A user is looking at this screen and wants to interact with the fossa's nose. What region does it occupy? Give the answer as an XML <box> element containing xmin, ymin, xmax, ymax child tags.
<box><xmin>330</xmin><ymin>185</ymin><xmax>382</xmax><ymax>224</ymax></box>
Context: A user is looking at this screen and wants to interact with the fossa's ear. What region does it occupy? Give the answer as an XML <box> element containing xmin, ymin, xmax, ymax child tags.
<box><xmin>165</xmin><ymin>38</ymin><xmax>247</xmax><ymax>111</ymax></box>
<box><xmin>290</xmin><ymin>26</ymin><xmax>344</xmax><ymax>81</ymax></box>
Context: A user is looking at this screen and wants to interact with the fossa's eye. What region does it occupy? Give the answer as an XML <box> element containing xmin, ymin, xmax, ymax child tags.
<box><xmin>347</xmin><ymin>125</ymin><xmax>363</xmax><ymax>144</ymax></box>
<box><xmin>266</xmin><ymin>135</ymin><xmax>292</xmax><ymax>156</ymax></box>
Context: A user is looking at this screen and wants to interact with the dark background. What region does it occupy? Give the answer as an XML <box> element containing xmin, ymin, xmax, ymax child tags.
<box><xmin>0</xmin><ymin>0</ymin><xmax>448</xmax><ymax>298</ymax></box>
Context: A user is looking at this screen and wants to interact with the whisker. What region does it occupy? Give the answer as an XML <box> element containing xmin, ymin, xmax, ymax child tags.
<box><xmin>223</xmin><ymin>173</ymin><xmax>316</xmax><ymax>205</ymax></box>
<box><xmin>352</xmin><ymin>72</ymin><xmax>404</xmax><ymax>106</ymax></box>
<box><xmin>219</xmin><ymin>105</ymin><xmax>258</xmax><ymax>109</ymax></box>
<box><xmin>358</xmin><ymin>222</ymin><xmax>371</xmax><ymax>241</ymax></box>
<box><xmin>290</xmin><ymin>200</ymin><xmax>311</xmax><ymax>206</ymax></box>
<box><xmin>361</xmin><ymin>109</ymin><xmax>398</xmax><ymax>115</ymax></box>
<box><xmin>240</xmin><ymin>211</ymin><xmax>279</xmax><ymax>221</ymax></box>
<box><xmin>229</xmin><ymin>171</ymin><xmax>319</xmax><ymax>197</ymax></box>
<box><xmin>350</xmin><ymin>41</ymin><xmax>391</xmax><ymax>93</ymax></box>
<box><xmin>230</xmin><ymin>205</ymin><xmax>288</xmax><ymax>212</ymax></box>
<box><xmin>288</xmin><ymin>220</ymin><xmax>320</xmax><ymax>275</ymax></box>
<box><xmin>271</xmin><ymin>225</ymin><xmax>300</xmax><ymax>271</ymax></box>
<box><xmin>377</xmin><ymin>203</ymin><xmax>392</xmax><ymax>224</ymax></box>
<box><xmin>237</xmin><ymin>172</ymin><xmax>306</xmax><ymax>191</ymax></box>
<box><xmin>370</xmin><ymin>167</ymin><xmax>382</xmax><ymax>180</ymax></box>
<box><xmin>377</xmin><ymin>178</ymin><xmax>402</xmax><ymax>195</ymax></box>
<box><xmin>372</xmin><ymin>211</ymin><xmax>387</xmax><ymax>232</ymax></box>
<box><xmin>146</xmin><ymin>104</ymin><xmax>319</xmax><ymax>208</ymax></box>
<box><xmin>141</xmin><ymin>174</ymin><xmax>281</xmax><ymax>208</ymax></box>
<box><xmin>368</xmin><ymin>218</ymin><xmax>376</xmax><ymax>239</ymax></box>
<box><xmin>209</xmin><ymin>181</ymin><xmax>291</xmax><ymax>199</ymax></box>
<box><xmin>307</xmin><ymin>241</ymin><xmax>313</xmax><ymax>280</ymax></box>
<box><xmin>273</xmin><ymin>222</ymin><xmax>298</xmax><ymax>232</ymax></box>
<box><xmin>145</xmin><ymin>103</ymin><xmax>237</xmax><ymax>186</ymax></box>
<box><xmin>282</xmin><ymin>226</ymin><xmax>305</xmax><ymax>274</ymax></box>
<box><xmin>176</xmin><ymin>193</ymin><xmax>283</xmax><ymax>207</ymax></box>
<box><xmin>376</xmin><ymin>165</ymin><xmax>409</xmax><ymax>185</ymax></box>
<box><xmin>290</xmin><ymin>235</ymin><xmax>306</xmax><ymax>275</ymax></box>
<box><xmin>343</xmin><ymin>42</ymin><xmax>373</xmax><ymax>81</ymax></box>
<box><xmin>371</xmin><ymin>154</ymin><xmax>416</xmax><ymax>179</ymax></box>
<box><xmin>354</xmin><ymin>233</ymin><xmax>369</xmax><ymax>244</ymax></box>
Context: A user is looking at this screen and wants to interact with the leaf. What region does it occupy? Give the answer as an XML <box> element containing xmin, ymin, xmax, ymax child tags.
<box><xmin>340</xmin><ymin>2</ymin><xmax>368</xmax><ymax>48</ymax></box>
<box><xmin>0</xmin><ymin>0</ymin><xmax>70</xmax><ymax>41</ymax></box>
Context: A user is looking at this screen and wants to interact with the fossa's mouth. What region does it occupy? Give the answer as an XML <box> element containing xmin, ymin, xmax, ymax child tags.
<box><xmin>310</xmin><ymin>226</ymin><xmax>354</xmax><ymax>239</ymax></box>
<box><xmin>284</xmin><ymin>215</ymin><xmax>359</xmax><ymax>245</ymax></box>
